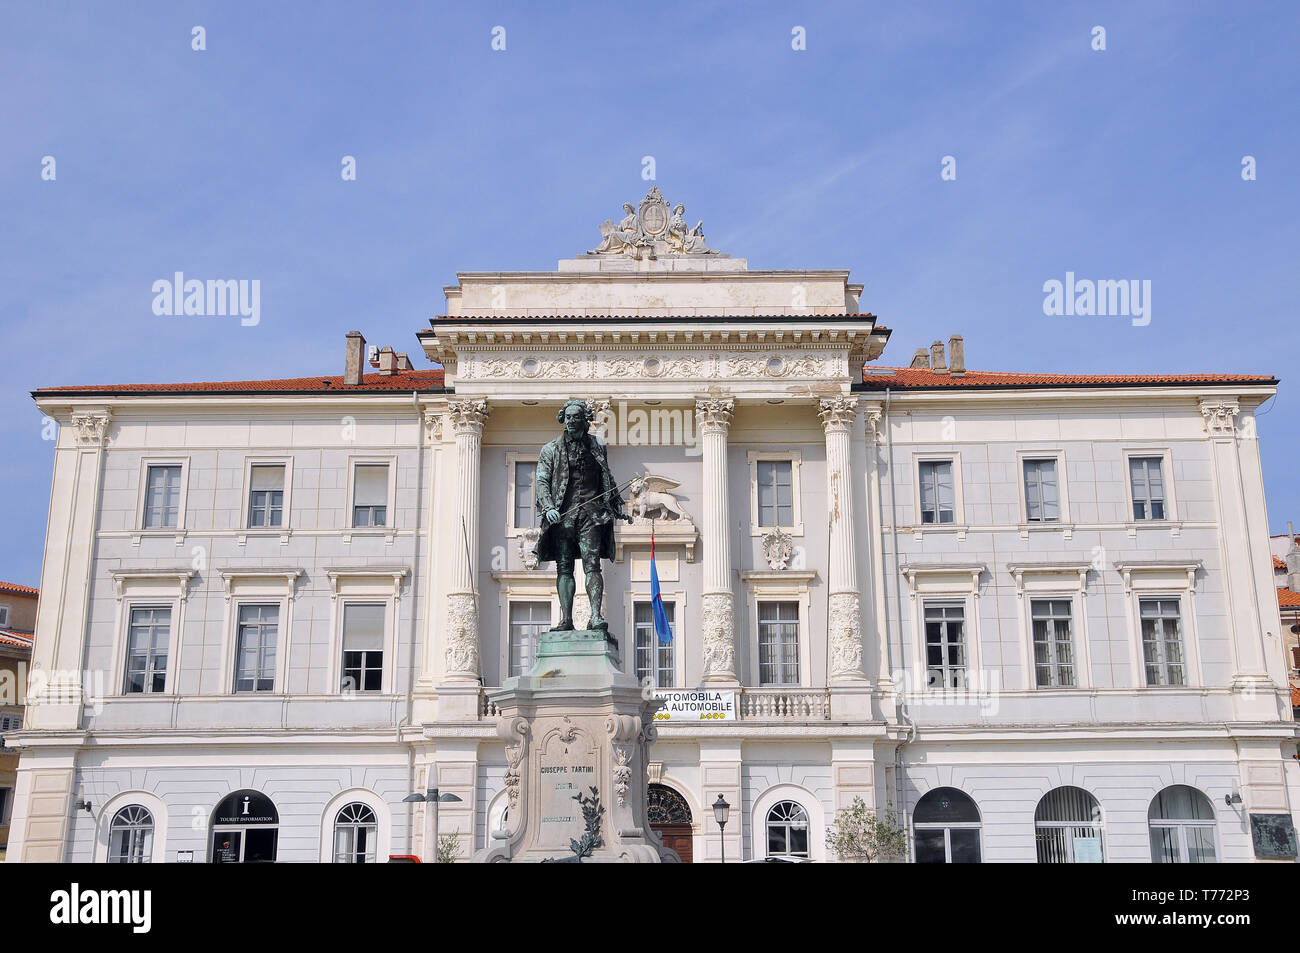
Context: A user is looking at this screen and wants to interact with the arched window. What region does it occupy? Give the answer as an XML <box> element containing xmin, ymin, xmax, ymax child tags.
<box><xmin>1035</xmin><ymin>786</ymin><xmax>1103</xmax><ymax>863</ymax></box>
<box><xmin>1149</xmin><ymin>785</ymin><xmax>1217</xmax><ymax>863</ymax></box>
<box><xmin>766</xmin><ymin>800</ymin><xmax>810</xmax><ymax>858</ymax></box>
<box><xmin>108</xmin><ymin>805</ymin><xmax>153</xmax><ymax>863</ymax></box>
<box><xmin>913</xmin><ymin>787</ymin><xmax>981</xmax><ymax>863</ymax></box>
<box><xmin>333</xmin><ymin>802</ymin><xmax>378</xmax><ymax>863</ymax></box>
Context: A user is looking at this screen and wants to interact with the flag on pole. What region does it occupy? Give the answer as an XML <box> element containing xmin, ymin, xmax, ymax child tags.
<box><xmin>650</xmin><ymin>521</ymin><xmax>673</xmax><ymax>645</ymax></box>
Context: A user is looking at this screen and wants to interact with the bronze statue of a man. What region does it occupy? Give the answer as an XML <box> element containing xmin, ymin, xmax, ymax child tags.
<box><xmin>533</xmin><ymin>399</ymin><xmax>632</xmax><ymax>632</ymax></box>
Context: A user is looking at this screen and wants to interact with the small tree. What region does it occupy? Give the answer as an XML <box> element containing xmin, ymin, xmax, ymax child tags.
<box><xmin>436</xmin><ymin>831</ymin><xmax>462</xmax><ymax>864</ymax></box>
<box><xmin>825</xmin><ymin>797</ymin><xmax>907</xmax><ymax>862</ymax></box>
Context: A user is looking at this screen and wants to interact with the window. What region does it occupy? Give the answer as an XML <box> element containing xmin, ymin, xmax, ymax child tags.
<box><xmin>634</xmin><ymin>601</ymin><xmax>675</xmax><ymax>688</ymax></box>
<box><xmin>1023</xmin><ymin>459</ymin><xmax>1060</xmax><ymax>522</ymax></box>
<box><xmin>913</xmin><ymin>787</ymin><xmax>981</xmax><ymax>863</ymax></box>
<box><xmin>143</xmin><ymin>465</ymin><xmax>182</xmax><ymax>528</ymax></box>
<box><xmin>341</xmin><ymin>603</ymin><xmax>385</xmax><ymax>693</ymax></box>
<box><xmin>766</xmin><ymin>801</ymin><xmax>810</xmax><ymax>858</ymax></box>
<box><xmin>1031</xmin><ymin>599</ymin><xmax>1075</xmax><ymax>687</ymax></box>
<box><xmin>514</xmin><ymin>461</ymin><xmax>537</xmax><ymax>529</ymax></box>
<box><xmin>1129</xmin><ymin>456</ymin><xmax>1166</xmax><ymax>521</ymax></box>
<box><xmin>234</xmin><ymin>604</ymin><xmax>278</xmax><ymax>693</ymax></box>
<box><xmin>918</xmin><ymin>460</ymin><xmax>955</xmax><ymax>524</ymax></box>
<box><xmin>352</xmin><ymin>464</ymin><xmax>389</xmax><ymax>528</ymax></box>
<box><xmin>924</xmin><ymin>603</ymin><xmax>966</xmax><ymax>689</ymax></box>
<box><xmin>124</xmin><ymin>606</ymin><xmax>170</xmax><ymax>694</ymax></box>
<box><xmin>758</xmin><ymin>601</ymin><xmax>800</xmax><ymax>685</ymax></box>
<box><xmin>0</xmin><ymin>787</ymin><xmax>11</xmax><ymax>825</ymax></box>
<box><xmin>108</xmin><ymin>805</ymin><xmax>154</xmax><ymax>863</ymax></box>
<box><xmin>333</xmin><ymin>802</ymin><xmax>378</xmax><ymax>863</ymax></box>
<box><xmin>248</xmin><ymin>465</ymin><xmax>285</xmax><ymax>528</ymax></box>
<box><xmin>1035</xmin><ymin>787</ymin><xmax>1104</xmax><ymax>863</ymax></box>
<box><xmin>0</xmin><ymin>605</ymin><xmax>9</xmax><ymax>627</ymax></box>
<box><xmin>1140</xmin><ymin>598</ymin><xmax>1185</xmax><ymax>686</ymax></box>
<box><xmin>0</xmin><ymin>712</ymin><xmax>20</xmax><ymax>731</ymax></box>
<box><xmin>508</xmin><ymin>601</ymin><xmax>550</xmax><ymax>678</ymax></box>
<box><xmin>756</xmin><ymin>460</ymin><xmax>794</xmax><ymax>527</ymax></box>
<box><xmin>1149</xmin><ymin>785</ymin><xmax>1217</xmax><ymax>863</ymax></box>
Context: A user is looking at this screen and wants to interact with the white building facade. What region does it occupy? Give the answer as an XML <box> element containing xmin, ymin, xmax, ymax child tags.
<box><xmin>8</xmin><ymin>188</ymin><xmax>1297</xmax><ymax>863</ymax></box>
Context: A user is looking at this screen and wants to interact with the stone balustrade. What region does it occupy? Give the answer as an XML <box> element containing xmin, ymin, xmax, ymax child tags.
<box><xmin>478</xmin><ymin>686</ymin><xmax>832</xmax><ymax>722</ymax></box>
<box><xmin>739</xmin><ymin>688</ymin><xmax>831</xmax><ymax>721</ymax></box>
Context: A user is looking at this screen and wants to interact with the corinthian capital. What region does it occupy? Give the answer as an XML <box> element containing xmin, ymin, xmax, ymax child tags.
<box><xmin>447</xmin><ymin>399</ymin><xmax>489</xmax><ymax>435</ymax></box>
<box><xmin>861</xmin><ymin>400</ymin><xmax>883</xmax><ymax>445</ymax></box>
<box><xmin>694</xmin><ymin>397</ymin><xmax>734</xmax><ymax>434</ymax></box>
<box><xmin>1198</xmin><ymin>397</ymin><xmax>1239</xmax><ymax>438</ymax></box>
<box><xmin>70</xmin><ymin>409</ymin><xmax>112</xmax><ymax>447</ymax></box>
<box><xmin>422</xmin><ymin>407</ymin><xmax>444</xmax><ymax>443</ymax></box>
<box><xmin>818</xmin><ymin>395</ymin><xmax>859</xmax><ymax>432</ymax></box>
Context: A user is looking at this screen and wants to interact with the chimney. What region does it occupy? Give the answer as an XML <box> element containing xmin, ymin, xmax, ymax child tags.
<box><xmin>1287</xmin><ymin>522</ymin><xmax>1300</xmax><ymax>593</ymax></box>
<box><xmin>344</xmin><ymin>331</ymin><xmax>365</xmax><ymax>386</ymax></box>
<box><xmin>948</xmin><ymin>334</ymin><xmax>965</xmax><ymax>376</ymax></box>
<box><xmin>910</xmin><ymin>348</ymin><xmax>930</xmax><ymax>369</ymax></box>
<box><xmin>930</xmin><ymin>340</ymin><xmax>947</xmax><ymax>373</ymax></box>
<box><xmin>396</xmin><ymin>353</ymin><xmax>413</xmax><ymax>371</ymax></box>
<box><xmin>376</xmin><ymin>346</ymin><xmax>397</xmax><ymax>376</ymax></box>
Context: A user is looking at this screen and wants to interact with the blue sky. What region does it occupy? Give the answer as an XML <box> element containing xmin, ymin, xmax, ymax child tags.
<box><xmin>1</xmin><ymin>1</ymin><xmax>1297</xmax><ymax>586</ymax></box>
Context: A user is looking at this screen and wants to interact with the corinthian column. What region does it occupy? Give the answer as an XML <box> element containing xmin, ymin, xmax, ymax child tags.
<box><xmin>696</xmin><ymin>397</ymin><xmax>737</xmax><ymax>684</ymax></box>
<box><xmin>444</xmin><ymin>399</ymin><xmax>489</xmax><ymax>682</ymax></box>
<box><xmin>820</xmin><ymin>396</ymin><xmax>867</xmax><ymax>682</ymax></box>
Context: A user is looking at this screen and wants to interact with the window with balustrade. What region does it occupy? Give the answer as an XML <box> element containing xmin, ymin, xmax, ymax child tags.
<box><xmin>633</xmin><ymin>600</ymin><xmax>675</xmax><ymax>687</ymax></box>
<box><xmin>758</xmin><ymin>601</ymin><xmax>800</xmax><ymax>686</ymax></box>
<box><xmin>508</xmin><ymin>601</ymin><xmax>550</xmax><ymax>678</ymax></box>
<box><xmin>924</xmin><ymin>602</ymin><xmax>966</xmax><ymax>689</ymax></box>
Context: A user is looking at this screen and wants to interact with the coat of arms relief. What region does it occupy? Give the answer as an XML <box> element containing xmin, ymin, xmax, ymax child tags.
<box><xmin>589</xmin><ymin>186</ymin><xmax>720</xmax><ymax>257</ymax></box>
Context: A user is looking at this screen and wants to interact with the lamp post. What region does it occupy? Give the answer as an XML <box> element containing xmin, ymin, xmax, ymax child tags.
<box><xmin>712</xmin><ymin>794</ymin><xmax>731</xmax><ymax>864</ymax></box>
<box><xmin>403</xmin><ymin>766</ymin><xmax>463</xmax><ymax>862</ymax></box>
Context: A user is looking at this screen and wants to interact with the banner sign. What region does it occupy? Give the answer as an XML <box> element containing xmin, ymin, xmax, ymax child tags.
<box><xmin>653</xmin><ymin>689</ymin><xmax>736</xmax><ymax>722</ymax></box>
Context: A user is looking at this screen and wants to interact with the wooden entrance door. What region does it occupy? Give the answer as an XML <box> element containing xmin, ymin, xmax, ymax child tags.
<box><xmin>648</xmin><ymin>784</ymin><xmax>694</xmax><ymax>863</ymax></box>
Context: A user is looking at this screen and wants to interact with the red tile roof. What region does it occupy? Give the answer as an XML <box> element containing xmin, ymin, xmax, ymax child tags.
<box><xmin>33</xmin><ymin>369</ymin><xmax>446</xmax><ymax>397</ymax></box>
<box><xmin>1292</xmin><ymin>684</ymin><xmax>1300</xmax><ymax>709</ymax></box>
<box><xmin>1279</xmin><ymin>588</ymin><xmax>1300</xmax><ymax>609</ymax></box>
<box><xmin>432</xmin><ymin>313</ymin><xmax>882</xmax><ymax>322</ymax></box>
<box><xmin>859</xmin><ymin>367</ymin><xmax>1276</xmax><ymax>389</ymax></box>
<box><xmin>1276</xmin><ymin>556</ymin><xmax>1288</xmax><ymax>571</ymax></box>
<box><xmin>0</xmin><ymin>630</ymin><xmax>33</xmax><ymax>648</ymax></box>
<box><xmin>0</xmin><ymin>581</ymin><xmax>37</xmax><ymax>596</ymax></box>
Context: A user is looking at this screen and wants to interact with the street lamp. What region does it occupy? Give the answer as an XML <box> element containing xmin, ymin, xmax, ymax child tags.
<box><xmin>403</xmin><ymin>766</ymin><xmax>463</xmax><ymax>862</ymax></box>
<box><xmin>712</xmin><ymin>794</ymin><xmax>731</xmax><ymax>864</ymax></box>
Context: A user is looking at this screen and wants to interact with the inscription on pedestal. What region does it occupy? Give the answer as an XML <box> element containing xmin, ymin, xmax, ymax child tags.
<box><xmin>537</xmin><ymin>731</ymin><xmax>598</xmax><ymax>849</ymax></box>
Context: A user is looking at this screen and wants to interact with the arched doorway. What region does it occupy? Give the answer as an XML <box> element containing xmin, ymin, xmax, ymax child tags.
<box><xmin>210</xmin><ymin>790</ymin><xmax>279</xmax><ymax>863</ymax></box>
<box><xmin>648</xmin><ymin>784</ymin><xmax>693</xmax><ymax>863</ymax></box>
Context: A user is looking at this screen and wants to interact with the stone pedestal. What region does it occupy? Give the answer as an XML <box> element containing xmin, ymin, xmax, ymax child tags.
<box><xmin>473</xmin><ymin>629</ymin><xmax>677</xmax><ymax>863</ymax></box>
